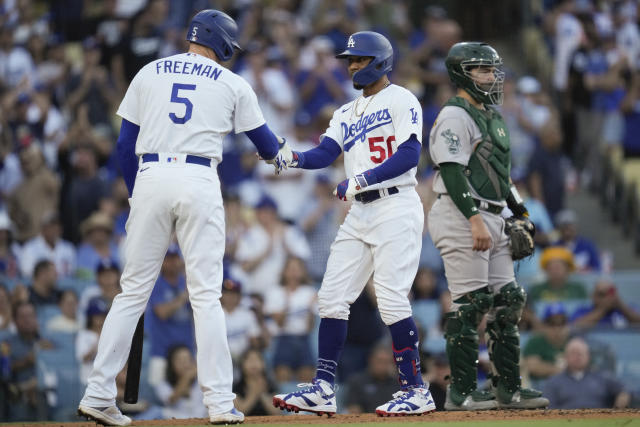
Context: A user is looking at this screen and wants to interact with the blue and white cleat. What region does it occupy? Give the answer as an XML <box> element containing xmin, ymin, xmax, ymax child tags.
<box><xmin>273</xmin><ymin>378</ymin><xmax>336</xmax><ymax>417</ymax></box>
<box><xmin>375</xmin><ymin>386</ymin><xmax>437</xmax><ymax>417</ymax></box>
<box><xmin>210</xmin><ymin>407</ymin><xmax>244</xmax><ymax>424</ymax></box>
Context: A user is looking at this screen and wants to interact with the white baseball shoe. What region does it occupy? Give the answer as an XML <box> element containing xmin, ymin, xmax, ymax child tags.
<box><xmin>375</xmin><ymin>386</ymin><xmax>436</xmax><ymax>417</ymax></box>
<box><xmin>77</xmin><ymin>404</ymin><xmax>132</xmax><ymax>426</ymax></box>
<box><xmin>210</xmin><ymin>407</ymin><xmax>244</xmax><ymax>424</ymax></box>
<box><xmin>272</xmin><ymin>378</ymin><xmax>336</xmax><ymax>416</ymax></box>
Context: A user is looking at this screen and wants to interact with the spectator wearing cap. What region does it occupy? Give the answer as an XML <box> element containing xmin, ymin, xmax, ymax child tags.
<box><xmin>75</xmin><ymin>212</ymin><xmax>119</xmax><ymax>279</ymax></box>
<box><xmin>571</xmin><ymin>279</ymin><xmax>640</xmax><ymax>329</ymax></box>
<box><xmin>220</xmin><ymin>275</ymin><xmax>262</xmax><ymax>365</ymax></box>
<box><xmin>77</xmin><ymin>258</ymin><xmax>121</xmax><ymax>329</ymax></box>
<box><xmin>295</xmin><ymin>36</ymin><xmax>349</xmax><ymax>120</ymax></box>
<box><xmin>523</xmin><ymin>302</ymin><xmax>571</xmax><ymax>382</ymax></box>
<box><xmin>544</xmin><ymin>337</ymin><xmax>631</xmax><ymax>409</ymax></box>
<box><xmin>19</xmin><ymin>211</ymin><xmax>76</xmax><ymax>279</ymax></box>
<box><xmin>345</xmin><ymin>344</ymin><xmax>399</xmax><ymax>414</ymax></box>
<box><xmin>553</xmin><ymin>209</ymin><xmax>601</xmax><ymax>272</ymax></box>
<box><xmin>146</xmin><ymin>244</ymin><xmax>194</xmax><ymax>387</ymax></box>
<box><xmin>527</xmin><ymin>247</ymin><xmax>588</xmax><ymax>304</ymax></box>
<box><xmin>76</xmin><ymin>296</ymin><xmax>109</xmax><ymax>384</ymax></box>
<box><xmin>7</xmin><ymin>144</ymin><xmax>59</xmax><ymax>243</ymax></box>
<box><xmin>235</xmin><ymin>195</ymin><xmax>311</xmax><ymax>296</ymax></box>
<box><xmin>298</xmin><ymin>174</ymin><xmax>342</xmax><ymax>283</ymax></box>
<box><xmin>28</xmin><ymin>259</ymin><xmax>62</xmax><ymax>308</ymax></box>
<box><xmin>0</xmin><ymin>210</ymin><xmax>20</xmax><ymax>279</ymax></box>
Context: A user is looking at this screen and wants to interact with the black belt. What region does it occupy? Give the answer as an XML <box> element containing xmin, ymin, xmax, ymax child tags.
<box><xmin>437</xmin><ymin>194</ymin><xmax>504</xmax><ymax>215</ymax></box>
<box><xmin>355</xmin><ymin>186</ymin><xmax>399</xmax><ymax>204</ymax></box>
<box><xmin>141</xmin><ymin>153</ymin><xmax>212</xmax><ymax>167</ymax></box>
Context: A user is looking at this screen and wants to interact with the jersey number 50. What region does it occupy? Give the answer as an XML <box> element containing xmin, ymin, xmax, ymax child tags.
<box><xmin>368</xmin><ymin>136</ymin><xmax>395</xmax><ymax>163</ymax></box>
<box><xmin>169</xmin><ymin>83</ymin><xmax>196</xmax><ymax>124</ymax></box>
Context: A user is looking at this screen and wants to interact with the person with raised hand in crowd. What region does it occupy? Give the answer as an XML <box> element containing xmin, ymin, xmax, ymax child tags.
<box><xmin>232</xmin><ymin>348</ymin><xmax>281</xmax><ymax>416</ymax></box>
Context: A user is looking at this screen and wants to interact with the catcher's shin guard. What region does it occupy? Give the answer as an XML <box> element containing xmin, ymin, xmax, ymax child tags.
<box><xmin>486</xmin><ymin>282</ymin><xmax>526</xmax><ymax>402</ymax></box>
<box><xmin>445</xmin><ymin>288</ymin><xmax>493</xmax><ymax>405</ymax></box>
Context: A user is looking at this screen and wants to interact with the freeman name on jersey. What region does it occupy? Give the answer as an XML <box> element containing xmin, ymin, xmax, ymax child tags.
<box><xmin>342</xmin><ymin>107</ymin><xmax>392</xmax><ymax>151</ymax></box>
<box><xmin>155</xmin><ymin>59</ymin><xmax>222</xmax><ymax>80</ymax></box>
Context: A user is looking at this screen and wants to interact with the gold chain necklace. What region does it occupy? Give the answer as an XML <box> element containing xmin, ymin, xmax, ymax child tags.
<box><xmin>352</xmin><ymin>81</ymin><xmax>391</xmax><ymax>118</ymax></box>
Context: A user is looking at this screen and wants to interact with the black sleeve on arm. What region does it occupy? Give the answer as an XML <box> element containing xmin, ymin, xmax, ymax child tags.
<box><xmin>439</xmin><ymin>162</ymin><xmax>478</xmax><ymax>219</ymax></box>
<box><xmin>506</xmin><ymin>185</ymin><xmax>529</xmax><ymax>217</ymax></box>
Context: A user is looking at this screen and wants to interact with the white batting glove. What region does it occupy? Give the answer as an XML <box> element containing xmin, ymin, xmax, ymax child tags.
<box><xmin>333</xmin><ymin>173</ymin><xmax>371</xmax><ymax>201</ymax></box>
<box><xmin>266</xmin><ymin>136</ymin><xmax>297</xmax><ymax>174</ymax></box>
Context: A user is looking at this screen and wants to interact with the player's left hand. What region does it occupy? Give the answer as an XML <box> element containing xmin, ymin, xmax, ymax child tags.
<box><xmin>265</xmin><ymin>136</ymin><xmax>297</xmax><ymax>174</ymax></box>
<box><xmin>333</xmin><ymin>171</ymin><xmax>375</xmax><ymax>201</ymax></box>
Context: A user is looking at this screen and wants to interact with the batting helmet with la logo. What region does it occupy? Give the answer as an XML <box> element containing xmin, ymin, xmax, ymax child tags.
<box><xmin>336</xmin><ymin>31</ymin><xmax>393</xmax><ymax>88</ymax></box>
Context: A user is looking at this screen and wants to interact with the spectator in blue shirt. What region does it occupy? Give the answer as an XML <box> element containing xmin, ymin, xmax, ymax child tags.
<box><xmin>554</xmin><ymin>209</ymin><xmax>601</xmax><ymax>272</ymax></box>
<box><xmin>571</xmin><ymin>279</ymin><xmax>640</xmax><ymax>329</ymax></box>
<box><xmin>146</xmin><ymin>244</ymin><xmax>194</xmax><ymax>386</ymax></box>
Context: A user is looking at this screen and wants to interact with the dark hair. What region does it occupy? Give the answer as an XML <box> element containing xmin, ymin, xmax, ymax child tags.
<box><xmin>165</xmin><ymin>344</ymin><xmax>193</xmax><ymax>387</ymax></box>
<box><xmin>279</xmin><ymin>256</ymin><xmax>311</xmax><ymax>286</ymax></box>
<box><xmin>33</xmin><ymin>259</ymin><xmax>54</xmax><ymax>278</ymax></box>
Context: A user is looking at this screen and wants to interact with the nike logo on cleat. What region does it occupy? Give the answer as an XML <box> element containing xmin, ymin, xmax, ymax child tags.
<box><xmin>140</xmin><ymin>167</ymin><xmax>150</xmax><ymax>172</ymax></box>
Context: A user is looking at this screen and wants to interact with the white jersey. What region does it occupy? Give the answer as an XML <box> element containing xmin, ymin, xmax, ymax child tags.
<box><xmin>322</xmin><ymin>84</ymin><xmax>423</xmax><ymax>190</ymax></box>
<box><xmin>116</xmin><ymin>52</ymin><xmax>265</xmax><ymax>162</ymax></box>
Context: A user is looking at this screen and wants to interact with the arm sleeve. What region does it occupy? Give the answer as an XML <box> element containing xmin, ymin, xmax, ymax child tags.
<box><xmin>295</xmin><ymin>136</ymin><xmax>342</xmax><ymax>169</ymax></box>
<box><xmin>439</xmin><ymin>162</ymin><xmax>479</xmax><ymax>219</ymax></box>
<box><xmin>116</xmin><ymin>119</ymin><xmax>140</xmax><ymax>197</ymax></box>
<box><xmin>244</xmin><ymin>123</ymin><xmax>279</xmax><ymax>160</ymax></box>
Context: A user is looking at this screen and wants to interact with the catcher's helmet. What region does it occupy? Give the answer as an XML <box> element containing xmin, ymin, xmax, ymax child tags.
<box><xmin>336</xmin><ymin>31</ymin><xmax>393</xmax><ymax>87</ymax></box>
<box><xmin>445</xmin><ymin>42</ymin><xmax>505</xmax><ymax>105</ymax></box>
<box><xmin>186</xmin><ymin>9</ymin><xmax>241</xmax><ymax>62</ymax></box>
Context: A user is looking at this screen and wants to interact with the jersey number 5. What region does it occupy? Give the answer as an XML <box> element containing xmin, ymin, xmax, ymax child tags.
<box><xmin>169</xmin><ymin>83</ymin><xmax>196</xmax><ymax>124</ymax></box>
<box><xmin>368</xmin><ymin>136</ymin><xmax>395</xmax><ymax>163</ymax></box>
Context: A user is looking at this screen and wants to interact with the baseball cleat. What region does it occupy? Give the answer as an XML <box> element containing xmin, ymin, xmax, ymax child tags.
<box><xmin>444</xmin><ymin>385</ymin><xmax>499</xmax><ymax>411</ymax></box>
<box><xmin>272</xmin><ymin>378</ymin><xmax>336</xmax><ymax>416</ymax></box>
<box><xmin>496</xmin><ymin>388</ymin><xmax>549</xmax><ymax>409</ymax></box>
<box><xmin>209</xmin><ymin>407</ymin><xmax>245</xmax><ymax>424</ymax></box>
<box><xmin>77</xmin><ymin>404</ymin><xmax>132</xmax><ymax>426</ymax></box>
<box><xmin>375</xmin><ymin>386</ymin><xmax>436</xmax><ymax>416</ymax></box>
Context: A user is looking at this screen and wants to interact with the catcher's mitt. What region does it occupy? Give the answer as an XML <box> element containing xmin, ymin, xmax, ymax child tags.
<box><xmin>505</xmin><ymin>216</ymin><xmax>535</xmax><ymax>260</ymax></box>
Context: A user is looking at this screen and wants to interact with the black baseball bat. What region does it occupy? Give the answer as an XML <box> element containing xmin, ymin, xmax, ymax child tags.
<box><xmin>124</xmin><ymin>314</ymin><xmax>144</xmax><ymax>403</ymax></box>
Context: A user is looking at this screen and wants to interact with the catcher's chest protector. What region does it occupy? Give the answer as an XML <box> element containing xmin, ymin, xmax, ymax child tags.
<box><xmin>445</xmin><ymin>96</ymin><xmax>511</xmax><ymax>201</ymax></box>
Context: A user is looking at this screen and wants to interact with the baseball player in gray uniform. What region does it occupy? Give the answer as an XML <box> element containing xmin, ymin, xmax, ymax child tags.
<box><xmin>267</xmin><ymin>31</ymin><xmax>436</xmax><ymax>417</ymax></box>
<box><xmin>77</xmin><ymin>10</ymin><xmax>288</xmax><ymax>425</ymax></box>
<box><xmin>427</xmin><ymin>42</ymin><xmax>549</xmax><ymax>411</ymax></box>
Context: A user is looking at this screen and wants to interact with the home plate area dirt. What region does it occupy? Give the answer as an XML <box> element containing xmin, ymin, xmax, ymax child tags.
<box><xmin>129</xmin><ymin>409</ymin><xmax>639</xmax><ymax>425</ymax></box>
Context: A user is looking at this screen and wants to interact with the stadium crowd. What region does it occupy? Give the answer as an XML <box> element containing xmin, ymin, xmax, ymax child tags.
<box><xmin>0</xmin><ymin>0</ymin><xmax>639</xmax><ymax>421</ymax></box>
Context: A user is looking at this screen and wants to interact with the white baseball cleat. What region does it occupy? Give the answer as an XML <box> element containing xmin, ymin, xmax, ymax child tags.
<box><xmin>375</xmin><ymin>386</ymin><xmax>437</xmax><ymax>417</ymax></box>
<box><xmin>209</xmin><ymin>407</ymin><xmax>245</xmax><ymax>424</ymax></box>
<box><xmin>272</xmin><ymin>378</ymin><xmax>337</xmax><ymax>416</ymax></box>
<box><xmin>77</xmin><ymin>404</ymin><xmax>132</xmax><ymax>426</ymax></box>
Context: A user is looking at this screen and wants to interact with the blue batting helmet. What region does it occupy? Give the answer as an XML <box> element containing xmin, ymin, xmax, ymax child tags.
<box><xmin>186</xmin><ymin>9</ymin><xmax>241</xmax><ymax>62</ymax></box>
<box><xmin>336</xmin><ymin>31</ymin><xmax>393</xmax><ymax>87</ymax></box>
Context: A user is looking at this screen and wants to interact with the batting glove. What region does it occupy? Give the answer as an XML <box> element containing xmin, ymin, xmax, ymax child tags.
<box><xmin>268</xmin><ymin>136</ymin><xmax>297</xmax><ymax>174</ymax></box>
<box><xmin>333</xmin><ymin>170</ymin><xmax>376</xmax><ymax>201</ymax></box>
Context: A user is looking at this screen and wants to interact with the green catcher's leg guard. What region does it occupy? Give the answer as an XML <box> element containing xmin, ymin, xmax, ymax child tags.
<box><xmin>445</xmin><ymin>287</ymin><xmax>493</xmax><ymax>406</ymax></box>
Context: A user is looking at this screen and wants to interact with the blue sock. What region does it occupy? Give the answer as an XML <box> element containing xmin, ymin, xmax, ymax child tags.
<box><xmin>389</xmin><ymin>316</ymin><xmax>424</xmax><ymax>389</ymax></box>
<box><xmin>315</xmin><ymin>318</ymin><xmax>347</xmax><ymax>386</ymax></box>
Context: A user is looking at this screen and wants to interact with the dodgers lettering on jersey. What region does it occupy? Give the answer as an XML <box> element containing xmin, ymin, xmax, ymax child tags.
<box><xmin>117</xmin><ymin>52</ymin><xmax>265</xmax><ymax>162</ymax></box>
<box><xmin>322</xmin><ymin>84</ymin><xmax>423</xmax><ymax>190</ymax></box>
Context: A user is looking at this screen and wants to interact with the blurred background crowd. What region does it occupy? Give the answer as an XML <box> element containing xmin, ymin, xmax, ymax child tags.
<box><xmin>0</xmin><ymin>0</ymin><xmax>639</xmax><ymax>421</ymax></box>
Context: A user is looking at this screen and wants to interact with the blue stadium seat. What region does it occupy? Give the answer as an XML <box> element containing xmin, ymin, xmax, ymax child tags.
<box><xmin>36</xmin><ymin>335</ymin><xmax>82</xmax><ymax>421</ymax></box>
<box><xmin>37</xmin><ymin>305</ymin><xmax>63</xmax><ymax>329</ymax></box>
<box><xmin>58</xmin><ymin>277</ymin><xmax>94</xmax><ymax>295</ymax></box>
<box><xmin>586</xmin><ymin>328</ymin><xmax>640</xmax><ymax>393</ymax></box>
<box><xmin>412</xmin><ymin>300</ymin><xmax>441</xmax><ymax>333</ymax></box>
<box><xmin>533</xmin><ymin>299</ymin><xmax>590</xmax><ymax>320</ymax></box>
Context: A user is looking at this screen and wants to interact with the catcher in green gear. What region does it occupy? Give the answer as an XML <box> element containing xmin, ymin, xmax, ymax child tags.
<box><xmin>427</xmin><ymin>42</ymin><xmax>548</xmax><ymax>411</ymax></box>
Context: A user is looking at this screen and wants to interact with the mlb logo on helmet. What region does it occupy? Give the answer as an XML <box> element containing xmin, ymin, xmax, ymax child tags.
<box><xmin>347</xmin><ymin>36</ymin><xmax>355</xmax><ymax>48</ymax></box>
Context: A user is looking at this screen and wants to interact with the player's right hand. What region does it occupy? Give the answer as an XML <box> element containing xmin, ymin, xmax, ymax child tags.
<box><xmin>470</xmin><ymin>214</ymin><xmax>492</xmax><ymax>251</ymax></box>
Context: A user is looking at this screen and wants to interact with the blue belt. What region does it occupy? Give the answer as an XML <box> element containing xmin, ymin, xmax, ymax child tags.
<box><xmin>355</xmin><ymin>186</ymin><xmax>399</xmax><ymax>204</ymax></box>
<box><xmin>141</xmin><ymin>153</ymin><xmax>212</xmax><ymax>167</ymax></box>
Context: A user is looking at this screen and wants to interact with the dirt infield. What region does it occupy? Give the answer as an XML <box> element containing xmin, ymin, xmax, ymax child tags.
<box><xmin>130</xmin><ymin>408</ymin><xmax>639</xmax><ymax>425</ymax></box>
<box><xmin>9</xmin><ymin>409</ymin><xmax>640</xmax><ymax>427</ymax></box>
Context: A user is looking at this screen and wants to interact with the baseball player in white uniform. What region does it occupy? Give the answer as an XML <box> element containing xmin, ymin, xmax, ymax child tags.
<box><xmin>269</xmin><ymin>31</ymin><xmax>436</xmax><ymax>417</ymax></box>
<box><xmin>77</xmin><ymin>10</ymin><xmax>289</xmax><ymax>425</ymax></box>
<box><xmin>427</xmin><ymin>42</ymin><xmax>548</xmax><ymax>411</ymax></box>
